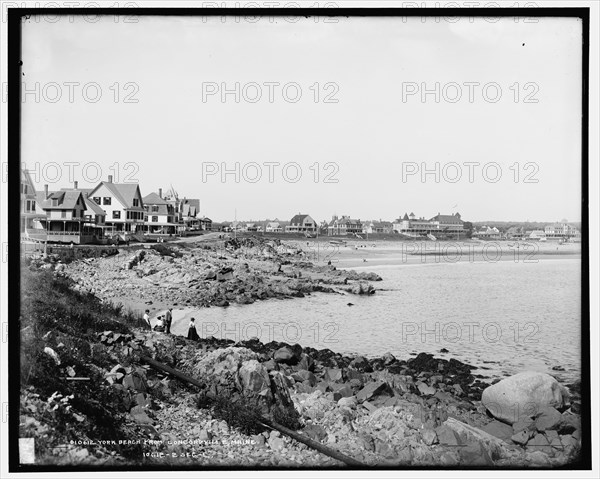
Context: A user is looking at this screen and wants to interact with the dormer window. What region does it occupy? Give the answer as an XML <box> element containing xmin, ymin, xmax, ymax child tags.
<box><xmin>133</xmin><ymin>199</ymin><xmax>139</xmax><ymax>207</ymax></box>
<box><xmin>52</xmin><ymin>199</ymin><xmax>58</xmax><ymax>207</ymax></box>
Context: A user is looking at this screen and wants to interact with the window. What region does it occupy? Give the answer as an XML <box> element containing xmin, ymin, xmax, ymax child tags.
<box><xmin>73</xmin><ymin>210</ymin><xmax>77</xmax><ymax>218</ymax></box>
<box><xmin>144</xmin><ymin>215</ymin><xmax>148</xmax><ymax>222</ymax></box>
<box><xmin>112</xmin><ymin>211</ymin><xmax>121</xmax><ymax>219</ymax></box>
<box><xmin>93</xmin><ymin>197</ymin><xmax>101</xmax><ymax>205</ymax></box>
<box><xmin>80</xmin><ymin>209</ymin><xmax>85</xmax><ymax>217</ymax></box>
<box><xmin>133</xmin><ymin>199</ymin><xmax>139</xmax><ymax>207</ymax></box>
<box><xmin>103</xmin><ymin>197</ymin><xmax>111</xmax><ymax>205</ymax></box>
<box><xmin>61</xmin><ymin>210</ymin><xmax>66</xmax><ymax>218</ymax></box>
<box><xmin>152</xmin><ymin>216</ymin><xmax>158</xmax><ymax>223</ymax></box>
<box><xmin>52</xmin><ymin>199</ymin><xmax>58</xmax><ymax>207</ymax></box>
<box><xmin>152</xmin><ymin>205</ymin><xmax>159</xmax><ymax>212</ymax></box>
<box><xmin>31</xmin><ymin>200</ymin><xmax>36</xmax><ymax>211</ymax></box>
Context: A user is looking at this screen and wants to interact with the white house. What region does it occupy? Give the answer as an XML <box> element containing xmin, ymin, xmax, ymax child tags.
<box><xmin>88</xmin><ymin>176</ymin><xmax>145</xmax><ymax>237</ymax></box>
<box><xmin>286</xmin><ymin>214</ymin><xmax>317</xmax><ymax>234</ymax></box>
<box><xmin>142</xmin><ymin>191</ymin><xmax>177</xmax><ymax>235</ymax></box>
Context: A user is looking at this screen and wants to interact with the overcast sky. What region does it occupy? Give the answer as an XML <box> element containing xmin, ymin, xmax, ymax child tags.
<box><xmin>21</xmin><ymin>14</ymin><xmax>582</xmax><ymax>223</ymax></box>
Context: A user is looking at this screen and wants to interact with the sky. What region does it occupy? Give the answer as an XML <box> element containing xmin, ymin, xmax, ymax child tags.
<box><xmin>20</xmin><ymin>14</ymin><xmax>583</xmax><ymax>223</ymax></box>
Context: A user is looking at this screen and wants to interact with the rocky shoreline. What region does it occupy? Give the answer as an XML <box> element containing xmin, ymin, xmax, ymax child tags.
<box><xmin>22</xmin><ymin>237</ymin><xmax>583</xmax><ymax>467</ymax></box>
<box><xmin>34</xmin><ymin>237</ymin><xmax>382</xmax><ymax>312</ymax></box>
<box><xmin>52</xmin><ymin>328</ymin><xmax>581</xmax><ymax>467</ymax></box>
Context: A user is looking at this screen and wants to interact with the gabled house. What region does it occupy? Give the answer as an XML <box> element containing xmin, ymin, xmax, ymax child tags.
<box><xmin>198</xmin><ymin>216</ymin><xmax>212</xmax><ymax>231</ymax></box>
<box><xmin>286</xmin><ymin>214</ymin><xmax>317</xmax><ymax>234</ymax></box>
<box><xmin>393</xmin><ymin>211</ymin><xmax>464</xmax><ymax>237</ymax></box>
<box><xmin>327</xmin><ymin>215</ymin><xmax>363</xmax><ymax>236</ymax></box>
<box><xmin>142</xmin><ymin>191</ymin><xmax>177</xmax><ymax>235</ymax></box>
<box><xmin>20</xmin><ymin>168</ymin><xmax>46</xmax><ymax>239</ymax></box>
<box><xmin>34</xmin><ymin>187</ymin><xmax>91</xmax><ymax>243</ymax></box>
<box><xmin>88</xmin><ymin>176</ymin><xmax>145</xmax><ymax>237</ymax></box>
<box><xmin>362</xmin><ymin>220</ymin><xmax>393</xmax><ymax>235</ymax></box>
<box><xmin>266</xmin><ymin>221</ymin><xmax>282</xmax><ymax>233</ymax></box>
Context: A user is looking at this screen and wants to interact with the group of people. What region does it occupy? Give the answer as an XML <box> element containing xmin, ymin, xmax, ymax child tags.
<box><xmin>142</xmin><ymin>308</ymin><xmax>200</xmax><ymax>341</ymax></box>
<box><xmin>142</xmin><ymin>308</ymin><xmax>173</xmax><ymax>334</ymax></box>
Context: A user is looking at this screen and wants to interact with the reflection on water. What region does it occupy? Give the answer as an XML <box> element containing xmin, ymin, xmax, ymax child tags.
<box><xmin>171</xmin><ymin>258</ymin><xmax>581</xmax><ymax>383</ymax></box>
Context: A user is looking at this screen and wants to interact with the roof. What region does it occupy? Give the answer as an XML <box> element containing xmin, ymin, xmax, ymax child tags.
<box><xmin>22</xmin><ymin>169</ymin><xmax>37</xmax><ymax>193</ymax></box>
<box><xmin>267</xmin><ymin>222</ymin><xmax>280</xmax><ymax>227</ymax></box>
<box><xmin>430</xmin><ymin>213</ymin><xmax>463</xmax><ymax>224</ymax></box>
<box><xmin>39</xmin><ymin>190</ymin><xmax>85</xmax><ymax>210</ymax></box>
<box><xmin>403</xmin><ymin>213</ymin><xmax>409</xmax><ymax>220</ymax></box>
<box><xmin>290</xmin><ymin>214</ymin><xmax>310</xmax><ymax>225</ymax></box>
<box><xmin>143</xmin><ymin>192</ymin><xmax>169</xmax><ymax>205</ymax></box>
<box><xmin>91</xmin><ymin>182</ymin><xmax>144</xmax><ymax>210</ymax></box>
<box><xmin>84</xmin><ymin>197</ymin><xmax>106</xmax><ymax>215</ymax></box>
<box><xmin>182</xmin><ymin>198</ymin><xmax>200</xmax><ymax>211</ymax></box>
<box><xmin>147</xmin><ymin>204</ymin><xmax>170</xmax><ymax>216</ymax></box>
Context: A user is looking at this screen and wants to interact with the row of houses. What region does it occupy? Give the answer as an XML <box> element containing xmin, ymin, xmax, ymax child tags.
<box><xmin>20</xmin><ymin>169</ymin><xmax>211</xmax><ymax>244</ymax></box>
<box><xmin>483</xmin><ymin>224</ymin><xmax>582</xmax><ymax>241</ymax></box>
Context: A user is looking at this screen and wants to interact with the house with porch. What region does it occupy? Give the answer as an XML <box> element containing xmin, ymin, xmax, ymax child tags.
<box><xmin>327</xmin><ymin>215</ymin><xmax>363</xmax><ymax>236</ymax></box>
<box><xmin>362</xmin><ymin>220</ymin><xmax>393</xmax><ymax>235</ymax></box>
<box><xmin>285</xmin><ymin>214</ymin><xmax>317</xmax><ymax>234</ymax></box>
<box><xmin>20</xmin><ymin>168</ymin><xmax>46</xmax><ymax>241</ymax></box>
<box><xmin>266</xmin><ymin>221</ymin><xmax>282</xmax><ymax>233</ymax></box>
<box><xmin>142</xmin><ymin>191</ymin><xmax>177</xmax><ymax>235</ymax></box>
<box><xmin>88</xmin><ymin>176</ymin><xmax>145</xmax><ymax>239</ymax></box>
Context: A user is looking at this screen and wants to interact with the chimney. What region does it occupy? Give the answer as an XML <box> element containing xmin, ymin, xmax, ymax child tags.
<box><xmin>108</xmin><ymin>175</ymin><xmax>113</xmax><ymax>183</ymax></box>
<box><xmin>73</xmin><ymin>181</ymin><xmax>78</xmax><ymax>189</ymax></box>
<box><xmin>158</xmin><ymin>188</ymin><xmax>162</xmax><ymax>198</ymax></box>
<box><xmin>44</xmin><ymin>184</ymin><xmax>49</xmax><ymax>199</ymax></box>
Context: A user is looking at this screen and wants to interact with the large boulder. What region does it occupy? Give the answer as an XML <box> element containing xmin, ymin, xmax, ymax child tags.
<box><xmin>481</xmin><ymin>372</ymin><xmax>569</xmax><ymax>424</ymax></box>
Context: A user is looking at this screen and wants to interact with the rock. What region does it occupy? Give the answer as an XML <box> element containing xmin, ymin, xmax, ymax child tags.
<box><xmin>291</xmin><ymin>370</ymin><xmax>317</xmax><ymax>387</ymax></box>
<box><xmin>511</xmin><ymin>429</ymin><xmax>534</xmax><ymax>445</ymax></box>
<box><xmin>268</xmin><ymin>436</ymin><xmax>285</xmax><ymax>451</ymax></box>
<box><xmin>421</xmin><ymin>428</ymin><xmax>438</xmax><ymax>445</ymax></box>
<box><xmin>460</xmin><ymin>442</ymin><xmax>494</xmax><ymax>466</ymax></box>
<box><xmin>356</xmin><ymin>381</ymin><xmax>391</xmax><ymax>403</ymax></box>
<box><xmin>295</xmin><ymin>353</ymin><xmax>315</xmax><ymax>372</ymax></box>
<box><xmin>303</xmin><ymin>424</ymin><xmax>327</xmax><ymax>442</ymax></box>
<box><xmin>273</xmin><ymin>346</ymin><xmax>299</xmax><ymax>365</ymax></box>
<box><xmin>324</xmin><ymin>368</ymin><xmax>343</xmax><ymax>382</ymax></box>
<box><xmin>481</xmin><ymin>420</ymin><xmax>514</xmax><ymax>442</ymax></box>
<box><xmin>416</xmin><ymin>382</ymin><xmax>436</xmax><ymax>396</ymax></box>
<box><xmin>533</xmin><ymin>407</ymin><xmax>563</xmax><ymax>432</ymax></box>
<box><xmin>349</xmin><ymin>356</ymin><xmax>372</xmax><ymax>372</ymax></box>
<box><xmin>481</xmin><ymin>372</ymin><xmax>570</xmax><ymax>424</ymax></box>
<box><xmin>513</xmin><ymin>417</ymin><xmax>535</xmax><ymax>434</ymax></box>
<box><xmin>198</xmin><ymin>429</ymin><xmax>212</xmax><ymax>441</ymax></box>
<box><xmin>435</xmin><ymin>425</ymin><xmax>460</xmax><ymax>446</ymax></box>
<box><xmin>362</xmin><ymin>401</ymin><xmax>378</xmax><ymax>413</ymax></box>
<box><xmin>251</xmin><ymin>434</ymin><xmax>266</xmax><ymax>446</ymax></box>
<box><xmin>238</xmin><ymin>360</ymin><xmax>271</xmax><ymax>393</ymax></box>
<box><xmin>526</xmin><ymin>450</ymin><xmax>552</xmax><ymax>466</ymax></box>
<box><xmin>337</xmin><ymin>396</ymin><xmax>358</xmax><ymax>408</ymax></box>
<box><xmin>382</xmin><ymin>352</ymin><xmax>396</xmax><ymax>365</ymax></box>
<box><xmin>526</xmin><ymin>433</ymin><xmax>553</xmax><ymax>454</ymax></box>
<box><xmin>130</xmin><ymin>406</ymin><xmax>153</xmax><ymax>424</ymax></box>
<box><xmin>357</xmin><ymin>432</ymin><xmax>375</xmax><ymax>452</ymax></box>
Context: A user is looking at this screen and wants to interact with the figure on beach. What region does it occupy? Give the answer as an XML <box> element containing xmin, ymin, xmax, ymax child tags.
<box><xmin>143</xmin><ymin>309</ymin><xmax>151</xmax><ymax>329</ymax></box>
<box><xmin>165</xmin><ymin>308</ymin><xmax>173</xmax><ymax>334</ymax></box>
<box><xmin>154</xmin><ymin>315</ymin><xmax>165</xmax><ymax>333</ymax></box>
<box><xmin>187</xmin><ymin>317</ymin><xmax>199</xmax><ymax>341</ymax></box>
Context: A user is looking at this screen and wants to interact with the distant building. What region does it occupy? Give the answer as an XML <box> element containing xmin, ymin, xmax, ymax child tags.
<box><xmin>544</xmin><ymin>222</ymin><xmax>581</xmax><ymax>240</ymax></box>
<box><xmin>506</xmin><ymin>226</ymin><xmax>526</xmax><ymax>240</ymax></box>
<box><xmin>266</xmin><ymin>221</ymin><xmax>282</xmax><ymax>233</ymax></box>
<box><xmin>473</xmin><ymin>225</ymin><xmax>501</xmax><ymax>240</ymax></box>
<box><xmin>328</xmin><ymin>215</ymin><xmax>363</xmax><ymax>236</ymax></box>
<box><xmin>528</xmin><ymin>230</ymin><xmax>547</xmax><ymax>241</ymax></box>
<box><xmin>20</xmin><ymin>169</ymin><xmax>45</xmax><ymax>240</ymax></box>
<box><xmin>198</xmin><ymin>216</ymin><xmax>212</xmax><ymax>231</ymax></box>
<box><xmin>393</xmin><ymin>212</ymin><xmax>464</xmax><ymax>237</ymax></box>
<box><xmin>286</xmin><ymin>214</ymin><xmax>317</xmax><ymax>234</ymax></box>
<box><xmin>362</xmin><ymin>220</ymin><xmax>393</xmax><ymax>235</ymax></box>
<box><xmin>142</xmin><ymin>191</ymin><xmax>177</xmax><ymax>235</ymax></box>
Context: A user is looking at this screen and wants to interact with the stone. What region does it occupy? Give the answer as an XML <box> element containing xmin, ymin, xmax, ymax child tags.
<box><xmin>511</xmin><ymin>429</ymin><xmax>534</xmax><ymax>446</ymax></box>
<box><xmin>130</xmin><ymin>406</ymin><xmax>153</xmax><ymax>425</ymax></box>
<box><xmin>337</xmin><ymin>396</ymin><xmax>358</xmax><ymax>408</ymax></box>
<box><xmin>303</xmin><ymin>424</ymin><xmax>327</xmax><ymax>442</ymax></box>
<box><xmin>421</xmin><ymin>428</ymin><xmax>438</xmax><ymax>445</ymax></box>
<box><xmin>324</xmin><ymin>368</ymin><xmax>343</xmax><ymax>382</ymax></box>
<box><xmin>273</xmin><ymin>346</ymin><xmax>299</xmax><ymax>365</ymax></box>
<box><xmin>295</xmin><ymin>353</ymin><xmax>315</xmax><ymax>372</ymax></box>
<box><xmin>416</xmin><ymin>381</ymin><xmax>436</xmax><ymax>396</ymax></box>
<box><xmin>526</xmin><ymin>450</ymin><xmax>552</xmax><ymax>466</ymax></box>
<box><xmin>315</xmin><ymin>381</ymin><xmax>330</xmax><ymax>394</ymax></box>
<box><xmin>356</xmin><ymin>381</ymin><xmax>391</xmax><ymax>403</ymax></box>
<box><xmin>238</xmin><ymin>360</ymin><xmax>271</xmax><ymax>394</ymax></box>
<box><xmin>198</xmin><ymin>429</ymin><xmax>212</xmax><ymax>441</ymax></box>
<box><xmin>291</xmin><ymin>370</ymin><xmax>317</xmax><ymax>387</ymax></box>
<box><xmin>533</xmin><ymin>407</ymin><xmax>563</xmax><ymax>432</ymax></box>
<box><xmin>357</xmin><ymin>432</ymin><xmax>375</xmax><ymax>452</ymax></box>
<box><xmin>481</xmin><ymin>371</ymin><xmax>570</xmax><ymax>424</ymax></box>
<box><xmin>513</xmin><ymin>417</ymin><xmax>535</xmax><ymax>434</ymax></box>
<box><xmin>460</xmin><ymin>442</ymin><xmax>494</xmax><ymax>466</ymax></box>
<box><xmin>481</xmin><ymin>420</ymin><xmax>514</xmax><ymax>442</ymax></box>
<box><xmin>251</xmin><ymin>434</ymin><xmax>266</xmax><ymax>447</ymax></box>
<box><xmin>363</xmin><ymin>401</ymin><xmax>378</xmax><ymax>413</ymax></box>
<box><xmin>526</xmin><ymin>433</ymin><xmax>553</xmax><ymax>454</ymax></box>
<box><xmin>435</xmin><ymin>425</ymin><xmax>460</xmax><ymax>446</ymax></box>
<box><xmin>382</xmin><ymin>352</ymin><xmax>396</xmax><ymax>365</ymax></box>
<box><xmin>268</xmin><ymin>436</ymin><xmax>285</xmax><ymax>451</ymax></box>
<box><xmin>350</xmin><ymin>356</ymin><xmax>373</xmax><ymax>372</ymax></box>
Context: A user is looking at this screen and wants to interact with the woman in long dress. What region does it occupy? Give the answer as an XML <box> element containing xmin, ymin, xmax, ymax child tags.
<box><xmin>187</xmin><ymin>317</ymin><xmax>199</xmax><ymax>341</ymax></box>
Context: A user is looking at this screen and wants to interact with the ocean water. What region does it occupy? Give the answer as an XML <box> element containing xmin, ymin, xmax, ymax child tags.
<box><xmin>171</xmin><ymin>257</ymin><xmax>581</xmax><ymax>383</ymax></box>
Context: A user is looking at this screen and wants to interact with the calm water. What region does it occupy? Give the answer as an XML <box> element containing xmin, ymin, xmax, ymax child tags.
<box><xmin>171</xmin><ymin>257</ymin><xmax>581</xmax><ymax>383</ymax></box>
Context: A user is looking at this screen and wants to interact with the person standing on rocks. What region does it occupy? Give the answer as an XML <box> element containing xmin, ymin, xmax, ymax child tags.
<box><xmin>143</xmin><ymin>309</ymin><xmax>151</xmax><ymax>329</ymax></box>
<box><xmin>165</xmin><ymin>308</ymin><xmax>173</xmax><ymax>334</ymax></box>
<box><xmin>187</xmin><ymin>317</ymin><xmax>199</xmax><ymax>341</ymax></box>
